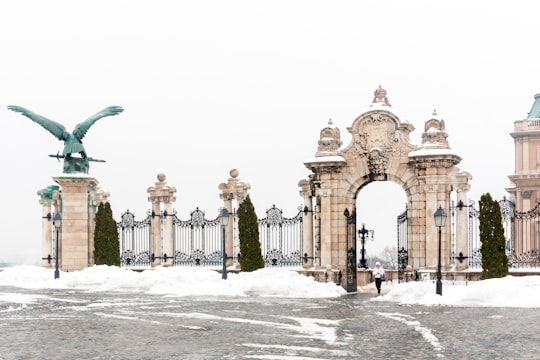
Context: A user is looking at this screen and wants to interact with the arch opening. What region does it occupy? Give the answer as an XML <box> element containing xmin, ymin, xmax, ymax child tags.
<box><xmin>355</xmin><ymin>181</ymin><xmax>407</xmax><ymax>269</ymax></box>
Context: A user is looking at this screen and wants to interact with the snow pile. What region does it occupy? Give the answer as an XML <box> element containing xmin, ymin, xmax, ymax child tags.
<box><xmin>0</xmin><ymin>265</ymin><xmax>346</xmax><ymax>298</ymax></box>
<box><xmin>2</xmin><ymin>266</ymin><xmax>540</xmax><ymax>307</ymax></box>
<box><xmin>374</xmin><ymin>275</ymin><xmax>540</xmax><ymax>307</ymax></box>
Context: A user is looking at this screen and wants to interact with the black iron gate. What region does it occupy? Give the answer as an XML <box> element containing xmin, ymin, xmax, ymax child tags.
<box><xmin>463</xmin><ymin>197</ymin><xmax>540</xmax><ymax>269</ymax></box>
<box><xmin>500</xmin><ymin>198</ymin><xmax>540</xmax><ymax>268</ymax></box>
<box><xmin>258</xmin><ymin>205</ymin><xmax>303</xmax><ymax>267</ymax></box>
<box><xmin>117</xmin><ymin>210</ymin><xmax>152</xmax><ymax>267</ymax></box>
<box><xmin>396</xmin><ymin>207</ymin><xmax>408</xmax><ymax>282</ymax></box>
<box><xmin>173</xmin><ymin>208</ymin><xmax>223</xmax><ymax>266</ymax></box>
<box><xmin>118</xmin><ymin>204</ymin><xmax>304</xmax><ymax>268</ymax></box>
<box><xmin>344</xmin><ymin>208</ymin><xmax>357</xmax><ymax>292</ymax></box>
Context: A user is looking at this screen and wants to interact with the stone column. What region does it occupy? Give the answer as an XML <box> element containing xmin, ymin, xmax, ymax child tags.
<box><xmin>222</xmin><ymin>196</ymin><xmax>233</xmax><ymax>266</ymax></box>
<box><xmin>455</xmin><ymin>181</ymin><xmax>471</xmax><ymax>271</ymax></box>
<box><xmin>407</xmin><ymin>184</ymin><xmax>426</xmax><ymax>270</ymax></box>
<box><xmin>219</xmin><ymin>169</ymin><xmax>250</xmax><ymax>266</ymax></box>
<box><xmin>37</xmin><ymin>185</ymin><xmax>59</xmax><ymax>268</ymax></box>
<box><xmin>149</xmin><ymin>200</ymin><xmax>161</xmax><ymax>266</ymax></box>
<box><xmin>147</xmin><ymin>173</ymin><xmax>177</xmax><ymax>267</ymax></box>
<box><xmin>298</xmin><ymin>179</ymin><xmax>314</xmax><ymax>268</ymax></box>
<box><xmin>318</xmin><ymin>185</ymin><xmax>333</xmax><ymax>268</ymax></box>
<box><xmin>40</xmin><ymin>203</ymin><xmax>52</xmax><ymax>268</ymax></box>
<box><xmin>53</xmin><ymin>174</ymin><xmax>98</xmax><ymax>272</ymax></box>
<box><xmin>52</xmin><ymin>190</ymin><xmax>61</xmax><ymax>269</ymax></box>
<box><xmin>424</xmin><ymin>177</ymin><xmax>441</xmax><ymax>270</ymax></box>
<box><xmin>163</xmin><ymin>199</ymin><xmax>174</xmax><ymax>266</ymax></box>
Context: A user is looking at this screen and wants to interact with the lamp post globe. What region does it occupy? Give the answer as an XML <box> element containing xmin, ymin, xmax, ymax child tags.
<box><xmin>357</xmin><ymin>223</ymin><xmax>374</xmax><ymax>269</ymax></box>
<box><xmin>433</xmin><ymin>206</ymin><xmax>447</xmax><ymax>296</ymax></box>
<box><xmin>53</xmin><ymin>213</ymin><xmax>62</xmax><ymax>279</ymax></box>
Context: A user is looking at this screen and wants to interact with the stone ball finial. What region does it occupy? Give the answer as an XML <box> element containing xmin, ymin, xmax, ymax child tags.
<box><xmin>157</xmin><ymin>173</ymin><xmax>166</xmax><ymax>182</ymax></box>
<box><xmin>230</xmin><ymin>168</ymin><xmax>239</xmax><ymax>178</ymax></box>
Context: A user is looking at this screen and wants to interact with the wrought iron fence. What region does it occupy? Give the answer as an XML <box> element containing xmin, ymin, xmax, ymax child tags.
<box><xmin>396</xmin><ymin>207</ymin><xmax>408</xmax><ymax>282</ymax></box>
<box><xmin>466</xmin><ymin>198</ymin><xmax>540</xmax><ymax>269</ymax></box>
<box><xmin>117</xmin><ymin>210</ymin><xmax>152</xmax><ymax>267</ymax></box>
<box><xmin>117</xmin><ymin>204</ymin><xmax>303</xmax><ymax>268</ymax></box>
<box><xmin>258</xmin><ymin>205</ymin><xmax>303</xmax><ymax>267</ymax></box>
<box><xmin>465</xmin><ymin>201</ymin><xmax>482</xmax><ymax>269</ymax></box>
<box><xmin>395</xmin><ymin>197</ymin><xmax>540</xmax><ymax>273</ymax></box>
<box><xmin>172</xmin><ymin>208</ymin><xmax>223</xmax><ymax>267</ymax></box>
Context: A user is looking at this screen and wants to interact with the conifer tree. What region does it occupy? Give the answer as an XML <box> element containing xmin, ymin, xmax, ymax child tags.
<box><xmin>94</xmin><ymin>202</ymin><xmax>121</xmax><ymax>266</ymax></box>
<box><xmin>237</xmin><ymin>195</ymin><xmax>264</xmax><ymax>271</ymax></box>
<box><xmin>479</xmin><ymin>193</ymin><xmax>508</xmax><ymax>279</ymax></box>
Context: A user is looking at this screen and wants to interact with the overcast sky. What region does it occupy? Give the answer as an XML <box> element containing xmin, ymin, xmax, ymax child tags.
<box><xmin>1</xmin><ymin>1</ymin><xmax>539</xmax><ymax>263</ymax></box>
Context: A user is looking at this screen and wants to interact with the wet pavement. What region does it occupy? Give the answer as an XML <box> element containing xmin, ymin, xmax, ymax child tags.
<box><xmin>1</xmin><ymin>286</ymin><xmax>538</xmax><ymax>359</ymax></box>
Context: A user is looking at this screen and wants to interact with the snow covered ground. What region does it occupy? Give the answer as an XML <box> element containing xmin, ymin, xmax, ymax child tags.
<box><xmin>1</xmin><ymin>265</ymin><xmax>539</xmax><ymax>307</ymax></box>
<box><xmin>365</xmin><ymin>275</ymin><xmax>540</xmax><ymax>307</ymax></box>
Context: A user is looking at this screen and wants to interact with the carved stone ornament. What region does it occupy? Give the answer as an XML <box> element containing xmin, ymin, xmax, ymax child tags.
<box><xmin>372</xmin><ymin>85</ymin><xmax>391</xmax><ymax>106</ymax></box>
<box><xmin>353</xmin><ymin>112</ymin><xmax>399</xmax><ymax>157</ymax></box>
<box><xmin>341</xmin><ymin>86</ymin><xmax>416</xmax><ymax>161</ymax></box>
<box><xmin>421</xmin><ymin>110</ymin><xmax>449</xmax><ymax>147</ymax></box>
<box><xmin>219</xmin><ymin>168</ymin><xmax>251</xmax><ymax>203</ymax></box>
<box><xmin>316</xmin><ymin>119</ymin><xmax>342</xmax><ymax>156</ymax></box>
<box><xmin>368</xmin><ymin>148</ymin><xmax>387</xmax><ymax>176</ymax></box>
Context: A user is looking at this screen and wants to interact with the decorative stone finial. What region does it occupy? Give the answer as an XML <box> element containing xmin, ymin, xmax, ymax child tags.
<box><xmin>315</xmin><ymin>119</ymin><xmax>342</xmax><ymax>157</ymax></box>
<box><xmin>422</xmin><ymin>111</ymin><xmax>449</xmax><ymax>147</ymax></box>
<box><xmin>148</xmin><ymin>173</ymin><xmax>176</xmax><ymax>204</ymax></box>
<box><xmin>219</xmin><ymin>169</ymin><xmax>250</xmax><ymax>203</ymax></box>
<box><xmin>372</xmin><ymin>85</ymin><xmax>391</xmax><ymax>106</ymax></box>
<box><xmin>328</xmin><ymin>118</ymin><xmax>333</xmax><ymax>126</ymax></box>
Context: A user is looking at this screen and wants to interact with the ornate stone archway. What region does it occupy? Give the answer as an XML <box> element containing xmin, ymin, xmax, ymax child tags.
<box><xmin>299</xmin><ymin>86</ymin><xmax>472</xmax><ymax>291</ymax></box>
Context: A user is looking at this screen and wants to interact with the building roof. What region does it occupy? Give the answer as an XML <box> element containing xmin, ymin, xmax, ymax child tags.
<box><xmin>527</xmin><ymin>93</ymin><xmax>540</xmax><ymax>119</ymax></box>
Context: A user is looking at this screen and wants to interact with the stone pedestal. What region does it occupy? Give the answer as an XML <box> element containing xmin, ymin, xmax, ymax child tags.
<box><xmin>147</xmin><ymin>173</ymin><xmax>177</xmax><ymax>267</ymax></box>
<box><xmin>37</xmin><ymin>185</ymin><xmax>60</xmax><ymax>268</ymax></box>
<box><xmin>219</xmin><ymin>169</ymin><xmax>250</xmax><ymax>266</ymax></box>
<box><xmin>53</xmin><ymin>174</ymin><xmax>98</xmax><ymax>272</ymax></box>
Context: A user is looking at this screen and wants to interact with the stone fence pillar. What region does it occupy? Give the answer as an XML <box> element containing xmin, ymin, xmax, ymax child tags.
<box><xmin>147</xmin><ymin>173</ymin><xmax>176</xmax><ymax>267</ymax></box>
<box><xmin>53</xmin><ymin>174</ymin><xmax>98</xmax><ymax>272</ymax></box>
<box><xmin>37</xmin><ymin>185</ymin><xmax>60</xmax><ymax>268</ymax></box>
<box><xmin>219</xmin><ymin>169</ymin><xmax>250</xmax><ymax>266</ymax></box>
<box><xmin>299</xmin><ymin>179</ymin><xmax>314</xmax><ymax>268</ymax></box>
<box><xmin>455</xmin><ymin>177</ymin><xmax>471</xmax><ymax>271</ymax></box>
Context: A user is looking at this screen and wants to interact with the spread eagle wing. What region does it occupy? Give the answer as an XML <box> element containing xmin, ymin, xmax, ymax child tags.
<box><xmin>73</xmin><ymin>106</ymin><xmax>124</xmax><ymax>140</ymax></box>
<box><xmin>7</xmin><ymin>105</ymin><xmax>68</xmax><ymax>141</ymax></box>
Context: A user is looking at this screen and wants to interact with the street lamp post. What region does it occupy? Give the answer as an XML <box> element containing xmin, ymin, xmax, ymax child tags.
<box><xmin>53</xmin><ymin>213</ymin><xmax>62</xmax><ymax>279</ymax></box>
<box><xmin>357</xmin><ymin>223</ymin><xmax>374</xmax><ymax>269</ymax></box>
<box><xmin>433</xmin><ymin>205</ymin><xmax>447</xmax><ymax>296</ymax></box>
<box><xmin>219</xmin><ymin>208</ymin><xmax>229</xmax><ymax>280</ymax></box>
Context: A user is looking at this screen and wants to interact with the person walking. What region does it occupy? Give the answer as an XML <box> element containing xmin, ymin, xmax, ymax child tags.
<box><xmin>372</xmin><ymin>261</ymin><xmax>385</xmax><ymax>295</ymax></box>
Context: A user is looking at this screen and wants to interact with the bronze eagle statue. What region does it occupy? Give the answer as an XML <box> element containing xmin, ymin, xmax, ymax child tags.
<box><xmin>8</xmin><ymin>105</ymin><xmax>124</xmax><ymax>173</ymax></box>
<box><xmin>8</xmin><ymin>105</ymin><xmax>123</xmax><ymax>159</ymax></box>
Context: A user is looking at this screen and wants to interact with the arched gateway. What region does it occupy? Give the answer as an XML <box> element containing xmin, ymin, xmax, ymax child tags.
<box><xmin>299</xmin><ymin>86</ymin><xmax>472</xmax><ymax>292</ymax></box>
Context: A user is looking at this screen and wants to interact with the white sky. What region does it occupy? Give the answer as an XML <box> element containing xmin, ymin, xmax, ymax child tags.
<box><xmin>1</xmin><ymin>1</ymin><xmax>539</xmax><ymax>263</ymax></box>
